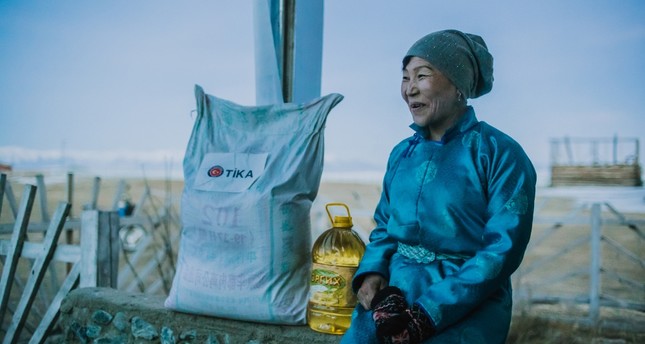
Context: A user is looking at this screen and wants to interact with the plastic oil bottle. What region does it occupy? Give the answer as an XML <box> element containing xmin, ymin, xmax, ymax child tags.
<box><xmin>307</xmin><ymin>203</ymin><xmax>366</xmax><ymax>334</ymax></box>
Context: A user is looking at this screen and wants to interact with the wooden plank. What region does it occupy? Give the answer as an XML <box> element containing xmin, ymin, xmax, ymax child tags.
<box><xmin>0</xmin><ymin>218</ymin><xmax>82</xmax><ymax>234</ymax></box>
<box><xmin>28</xmin><ymin>262</ymin><xmax>80</xmax><ymax>344</ymax></box>
<box><xmin>0</xmin><ymin>185</ymin><xmax>36</xmax><ymax>327</ymax></box>
<box><xmin>520</xmin><ymin>234</ymin><xmax>589</xmax><ymax>276</ymax></box>
<box><xmin>602</xmin><ymin>235</ymin><xmax>645</xmax><ymax>268</ymax></box>
<box><xmin>111</xmin><ymin>179</ymin><xmax>127</xmax><ymax>211</ymax></box>
<box><xmin>66</xmin><ymin>173</ymin><xmax>74</xmax><ymax>218</ymax></box>
<box><xmin>133</xmin><ymin>184</ymin><xmax>151</xmax><ymax>217</ymax></box>
<box><xmin>66</xmin><ymin>173</ymin><xmax>74</xmax><ymax>273</ymax></box>
<box><xmin>0</xmin><ymin>173</ymin><xmax>5</xmax><ymax>216</ymax></box>
<box><xmin>602</xmin><ymin>270</ymin><xmax>643</xmax><ymax>290</ymax></box>
<box><xmin>90</xmin><ymin>176</ymin><xmax>101</xmax><ymax>210</ymax></box>
<box><xmin>2</xmin><ymin>301</ymin><xmax>39</xmax><ymax>337</ymax></box>
<box><xmin>600</xmin><ymin>294</ymin><xmax>645</xmax><ymax>312</ymax></box>
<box><xmin>0</xmin><ymin>241</ymin><xmax>80</xmax><ymax>263</ymax></box>
<box><xmin>80</xmin><ymin>210</ymin><xmax>99</xmax><ymax>288</ymax></box>
<box><xmin>3</xmin><ymin>202</ymin><xmax>71</xmax><ymax>344</ymax></box>
<box><xmin>80</xmin><ymin>210</ymin><xmax>119</xmax><ymax>288</ymax></box>
<box><xmin>603</xmin><ymin>202</ymin><xmax>645</xmax><ymax>240</ymax></box>
<box><xmin>532</xmin><ymin>215</ymin><xmax>645</xmax><ymax>227</ymax></box>
<box><xmin>523</xmin><ymin>267</ymin><xmax>587</xmax><ymax>288</ymax></box>
<box><xmin>97</xmin><ymin>211</ymin><xmax>119</xmax><ymax>288</ymax></box>
<box><xmin>35</xmin><ymin>174</ymin><xmax>49</xmax><ymax>223</ymax></box>
<box><xmin>3</xmin><ymin>178</ymin><xmax>19</xmax><ymax>219</ymax></box>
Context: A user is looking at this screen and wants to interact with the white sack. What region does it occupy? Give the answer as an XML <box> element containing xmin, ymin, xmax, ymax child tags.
<box><xmin>165</xmin><ymin>85</ymin><xmax>343</xmax><ymax>324</ymax></box>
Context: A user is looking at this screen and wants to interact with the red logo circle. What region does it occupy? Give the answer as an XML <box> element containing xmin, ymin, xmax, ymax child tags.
<box><xmin>208</xmin><ymin>165</ymin><xmax>224</xmax><ymax>177</ymax></box>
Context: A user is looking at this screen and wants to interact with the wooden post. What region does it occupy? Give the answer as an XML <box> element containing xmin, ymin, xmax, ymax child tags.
<box><xmin>111</xmin><ymin>179</ymin><xmax>127</xmax><ymax>211</ymax></box>
<box><xmin>80</xmin><ymin>210</ymin><xmax>120</xmax><ymax>288</ymax></box>
<box><xmin>3</xmin><ymin>178</ymin><xmax>19</xmax><ymax>218</ymax></box>
<box><xmin>66</xmin><ymin>173</ymin><xmax>74</xmax><ymax>217</ymax></box>
<box><xmin>0</xmin><ymin>173</ymin><xmax>5</xmax><ymax>216</ymax></box>
<box><xmin>0</xmin><ymin>185</ymin><xmax>36</xmax><ymax>326</ymax></box>
<box><xmin>612</xmin><ymin>134</ymin><xmax>618</xmax><ymax>165</ymax></box>
<box><xmin>35</xmin><ymin>174</ymin><xmax>49</xmax><ymax>223</ymax></box>
<box><xmin>635</xmin><ymin>138</ymin><xmax>640</xmax><ymax>165</ymax></box>
<box><xmin>564</xmin><ymin>136</ymin><xmax>573</xmax><ymax>165</ymax></box>
<box><xmin>90</xmin><ymin>176</ymin><xmax>101</xmax><ymax>210</ymax></box>
<box><xmin>589</xmin><ymin>203</ymin><xmax>602</xmax><ymax>323</ymax></box>
<box><xmin>66</xmin><ymin>173</ymin><xmax>74</xmax><ymax>273</ymax></box>
<box><xmin>133</xmin><ymin>183</ymin><xmax>150</xmax><ymax>217</ymax></box>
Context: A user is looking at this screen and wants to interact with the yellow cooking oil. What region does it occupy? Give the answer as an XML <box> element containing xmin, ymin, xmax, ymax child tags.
<box><xmin>307</xmin><ymin>203</ymin><xmax>366</xmax><ymax>334</ymax></box>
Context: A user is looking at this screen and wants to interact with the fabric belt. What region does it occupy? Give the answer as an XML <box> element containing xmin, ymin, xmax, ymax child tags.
<box><xmin>397</xmin><ymin>242</ymin><xmax>470</xmax><ymax>264</ymax></box>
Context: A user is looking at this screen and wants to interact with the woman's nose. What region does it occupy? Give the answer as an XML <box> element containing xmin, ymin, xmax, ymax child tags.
<box><xmin>405</xmin><ymin>80</ymin><xmax>418</xmax><ymax>95</ymax></box>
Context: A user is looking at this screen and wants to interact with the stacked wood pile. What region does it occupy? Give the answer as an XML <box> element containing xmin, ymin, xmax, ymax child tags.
<box><xmin>551</xmin><ymin>164</ymin><xmax>643</xmax><ymax>186</ymax></box>
<box><xmin>550</xmin><ymin>136</ymin><xmax>642</xmax><ymax>187</ymax></box>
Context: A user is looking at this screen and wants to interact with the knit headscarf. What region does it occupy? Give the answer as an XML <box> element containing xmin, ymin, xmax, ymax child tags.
<box><xmin>403</xmin><ymin>29</ymin><xmax>494</xmax><ymax>99</ymax></box>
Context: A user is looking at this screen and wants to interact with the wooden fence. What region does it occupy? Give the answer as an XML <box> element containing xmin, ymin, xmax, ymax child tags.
<box><xmin>0</xmin><ymin>172</ymin><xmax>179</xmax><ymax>342</ymax></box>
<box><xmin>514</xmin><ymin>199</ymin><xmax>645</xmax><ymax>325</ymax></box>
<box><xmin>3</xmin><ymin>171</ymin><xmax>644</xmax><ymax>339</ymax></box>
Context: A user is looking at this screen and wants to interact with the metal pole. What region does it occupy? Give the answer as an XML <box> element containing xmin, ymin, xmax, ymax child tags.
<box><xmin>613</xmin><ymin>134</ymin><xmax>618</xmax><ymax>165</ymax></box>
<box><xmin>564</xmin><ymin>136</ymin><xmax>573</xmax><ymax>165</ymax></box>
<box><xmin>589</xmin><ymin>203</ymin><xmax>602</xmax><ymax>323</ymax></box>
<box><xmin>281</xmin><ymin>0</ymin><xmax>295</xmax><ymax>103</ymax></box>
<box><xmin>635</xmin><ymin>138</ymin><xmax>640</xmax><ymax>165</ymax></box>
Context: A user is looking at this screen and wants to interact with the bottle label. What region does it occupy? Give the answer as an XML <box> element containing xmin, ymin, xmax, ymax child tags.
<box><xmin>309</xmin><ymin>263</ymin><xmax>358</xmax><ymax>307</ymax></box>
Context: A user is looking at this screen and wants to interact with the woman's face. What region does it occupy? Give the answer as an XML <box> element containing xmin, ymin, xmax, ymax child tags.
<box><xmin>401</xmin><ymin>57</ymin><xmax>462</xmax><ymax>139</ymax></box>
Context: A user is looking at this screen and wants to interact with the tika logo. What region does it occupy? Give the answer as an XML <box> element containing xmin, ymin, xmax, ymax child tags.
<box><xmin>208</xmin><ymin>165</ymin><xmax>224</xmax><ymax>177</ymax></box>
<box><xmin>207</xmin><ymin>165</ymin><xmax>254</xmax><ymax>179</ymax></box>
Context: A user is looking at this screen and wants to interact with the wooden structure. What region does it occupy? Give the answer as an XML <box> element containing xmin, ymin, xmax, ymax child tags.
<box><xmin>550</xmin><ymin>136</ymin><xmax>642</xmax><ymax>186</ymax></box>
<box><xmin>0</xmin><ymin>175</ymin><xmax>120</xmax><ymax>343</ymax></box>
<box><xmin>515</xmin><ymin>199</ymin><xmax>645</xmax><ymax>324</ymax></box>
<box><xmin>0</xmin><ymin>173</ymin><xmax>179</xmax><ymax>343</ymax></box>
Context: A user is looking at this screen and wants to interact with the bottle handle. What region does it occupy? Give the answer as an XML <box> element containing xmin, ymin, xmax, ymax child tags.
<box><xmin>325</xmin><ymin>202</ymin><xmax>351</xmax><ymax>224</ymax></box>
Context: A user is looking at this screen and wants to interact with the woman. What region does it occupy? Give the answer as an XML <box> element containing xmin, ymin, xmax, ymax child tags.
<box><xmin>340</xmin><ymin>29</ymin><xmax>537</xmax><ymax>343</ymax></box>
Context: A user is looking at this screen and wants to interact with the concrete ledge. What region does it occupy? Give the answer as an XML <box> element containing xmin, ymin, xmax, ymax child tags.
<box><xmin>59</xmin><ymin>287</ymin><xmax>341</xmax><ymax>344</ymax></box>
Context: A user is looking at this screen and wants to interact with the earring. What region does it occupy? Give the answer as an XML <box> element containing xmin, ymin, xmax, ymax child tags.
<box><xmin>457</xmin><ymin>92</ymin><xmax>462</xmax><ymax>102</ymax></box>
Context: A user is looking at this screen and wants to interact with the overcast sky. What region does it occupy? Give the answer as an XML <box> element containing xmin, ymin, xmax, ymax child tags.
<box><xmin>1</xmin><ymin>1</ymin><xmax>644</xmax><ymax>183</ymax></box>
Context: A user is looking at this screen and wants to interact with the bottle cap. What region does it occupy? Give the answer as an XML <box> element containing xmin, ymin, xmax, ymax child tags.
<box><xmin>333</xmin><ymin>215</ymin><xmax>353</xmax><ymax>228</ymax></box>
<box><xmin>326</xmin><ymin>203</ymin><xmax>353</xmax><ymax>228</ymax></box>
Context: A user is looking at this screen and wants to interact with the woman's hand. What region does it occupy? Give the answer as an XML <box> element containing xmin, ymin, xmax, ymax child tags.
<box><xmin>357</xmin><ymin>274</ymin><xmax>388</xmax><ymax>310</ymax></box>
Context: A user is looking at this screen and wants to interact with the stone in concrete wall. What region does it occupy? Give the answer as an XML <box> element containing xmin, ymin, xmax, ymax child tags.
<box><xmin>59</xmin><ymin>287</ymin><xmax>340</xmax><ymax>344</ymax></box>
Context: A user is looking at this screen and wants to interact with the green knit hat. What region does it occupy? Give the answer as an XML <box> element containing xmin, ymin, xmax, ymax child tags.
<box><xmin>403</xmin><ymin>29</ymin><xmax>494</xmax><ymax>99</ymax></box>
